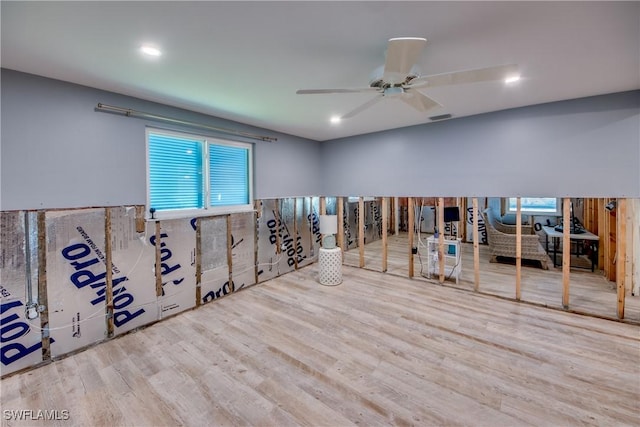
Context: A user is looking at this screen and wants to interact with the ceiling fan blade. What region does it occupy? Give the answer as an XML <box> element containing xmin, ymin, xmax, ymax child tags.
<box><xmin>296</xmin><ymin>87</ymin><xmax>378</xmax><ymax>95</ymax></box>
<box><xmin>341</xmin><ymin>95</ymin><xmax>384</xmax><ymax>119</ymax></box>
<box><xmin>383</xmin><ymin>37</ymin><xmax>427</xmax><ymax>85</ymax></box>
<box><xmin>409</xmin><ymin>64</ymin><xmax>519</xmax><ymax>88</ymax></box>
<box><xmin>401</xmin><ymin>91</ymin><xmax>441</xmax><ymax>112</ymax></box>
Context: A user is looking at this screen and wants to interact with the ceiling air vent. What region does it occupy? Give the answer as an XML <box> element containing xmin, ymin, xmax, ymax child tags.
<box><xmin>429</xmin><ymin>113</ymin><xmax>452</xmax><ymax>121</ymax></box>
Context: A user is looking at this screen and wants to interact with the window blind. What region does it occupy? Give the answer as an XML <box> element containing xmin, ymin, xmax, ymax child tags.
<box><xmin>149</xmin><ymin>133</ymin><xmax>204</xmax><ymax>210</ymax></box>
<box><xmin>209</xmin><ymin>145</ymin><xmax>249</xmax><ymax>207</ymax></box>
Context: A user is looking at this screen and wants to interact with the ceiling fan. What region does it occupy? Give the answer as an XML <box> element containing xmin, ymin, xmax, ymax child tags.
<box><xmin>296</xmin><ymin>37</ymin><xmax>519</xmax><ymax>120</ymax></box>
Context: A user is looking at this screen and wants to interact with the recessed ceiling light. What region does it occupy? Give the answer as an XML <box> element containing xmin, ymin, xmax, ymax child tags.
<box><xmin>140</xmin><ymin>45</ymin><xmax>162</xmax><ymax>57</ymax></box>
<box><xmin>505</xmin><ymin>75</ymin><xmax>521</xmax><ymax>84</ymax></box>
<box><xmin>330</xmin><ymin>116</ymin><xmax>341</xmax><ymax>124</ymax></box>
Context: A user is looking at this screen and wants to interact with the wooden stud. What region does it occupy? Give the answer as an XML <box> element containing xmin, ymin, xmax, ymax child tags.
<box><xmin>320</xmin><ymin>197</ymin><xmax>326</xmax><ymax>215</ymax></box>
<box><xmin>408</xmin><ymin>197</ymin><xmax>414</xmax><ymax>278</ymax></box>
<box><xmin>631</xmin><ymin>199</ymin><xmax>640</xmax><ymax>296</ymax></box>
<box><xmin>307</xmin><ymin>198</ymin><xmax>313</xmax><ymax>258</ymax></box>
<box><xmin>624</xmin><ymin>199</ymin><xmax>633</xmax><ymax>296</ymax></box>
<box><xmin>562</xmin><ymin>197</ymin><xmax>571</xmax><ymax>308</ymax></box>
<box><xmin>337</xmin><ymin>197</ymin><xmax>345</xmax><ymax>256</ymax></box>
<box><xmin>274</xmin><ymin>199</ymin><xmax>282</xmax><ymax>255</ymax></box>
<box><xmin>438</xmin><ymin>198</ymin><xmax>445</xmax><ymax>283</ymax></box>
<box><xmin>598</xmin><ymin>198</ymin><xmax>606</xmax><ymax>271</ymax></box>
<box><xmin>472</xmin><ymin>198</ymin><xmax>480</xmax><ymax>291</ymax></box>
<box><xmin>195</xmin><ymin>217</ymin><xmax>202</xmax><ymax>307</ymax></box>
<box><xmin>135</xmin><ymin>205</ymin><xmax>145</xmax><ymax>233</ymax></box>
<box><xmin>37</xmin><ymin>211</ymin><xmax>51</xmax><ymax>361</ymax></box>
<box><xmin>227</xmin><ymin>214</ymin><xmax>234</xmax><ymax>292</ymax></box>
<box><xmin>254</xmin><ymin>202</ymin><xmax>260</xmax><ymax>285</ymax></box>
<box><xmin>382</xmin><ymin>197</ymin><xmax>388</xmax><ymax>272</ymax></box>
<box><xmin>458</xmin><ymin>197</ymin><xmax>467</xmax><ymax>242</ymax></box>
<box><xmin>515</xmin><ymin>197</ymin><xmax>522</xmax><ymax>301</ymax></box>
<box><xmin>293</xmin><ymin>198</ymin><xmax>299</xmax><ymax>270</ymax></box>
<box><xmin>393</xmin><ymin>197</ymin><xmax>399</xmax><ymax>235</ymax></box>
<box><xmin>359</xmin><ymin>196</ymin><xmax>365</xmax><ymax>268</ymax></box>
<box><xmin>616</xmin><ymin>198</ymin><xmax>626</xmax><ymax>319</ymax></box>
<box><xmin>155</xmin><ymin>221</ymin><xmax>163</xmax><ymax>297</ymax></box>
<box><xmin>104</xmin><ymin>208</ymin><xmax>114</xmax><ymax>337</ymax></box>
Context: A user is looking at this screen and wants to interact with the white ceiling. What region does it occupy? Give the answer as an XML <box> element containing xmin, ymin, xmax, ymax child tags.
<box><xmin>2</xmin><ymin>1</ymin><xmax>639</xmax><ymax>141</ymax></box>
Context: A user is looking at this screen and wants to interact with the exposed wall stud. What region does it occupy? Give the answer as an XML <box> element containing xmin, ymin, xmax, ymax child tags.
<box><xmin>438</xmin><ymin>198</ymin><xmax>445</xmax><ymax>283</ymax></box>
<box><xmin>293</xmin><ymin>198</ymin><xmax>299</xmax><ymax>270</ymax></box>
<box><xmin>135</xmin><ymin>205</ymin><xmax>145</xmax><ymax>233</ymax></box>
<box><xmin>37</xmin><ymin>211</ymin><xmax>51</xmax><ymax>360</ymax></box>
<box><xmin>155</xmin><ymin>221</ymin><xmax>162</xmax><ymax>297</ymax></box>
<box><xmin>472</xmin><ymin>197</ymin><xmax>480</xmax><ymax>291</ymax></box>
<box><xmin>337</xmin><ymin>197</ymin><xmax>345</xmax><ymax>257</ymax></box>
<box><xmin>408</xmin><ymin>197</ymin><xmax>414</xmax><ymax>278</ymax></box>
<box><xmin>562</xmin><ymin>197</ymin><xmax>571</xmax><ymax>308</ymax></box>
<box><xmin>195</xmin><ymin>217</ymin><xmax>202</xmax><ymax>307</ymax></box>
<box><xmin>515</xmin><ymin>197</ymin><xmax>522</xmax><ymax>301</ymax></box>
<box><xmin>359</xmin><ymin>196</ymin><xmax>365</xmax><ymax>268</ymax></box>
<box><xmin>275</xmin><ymin>199</ymin><xmax>282</xmax><ymax>255</ymax></box>
<box><xmin>616</xmin><ymin>198</ymin><xmax>626</xmax><ymax>319</ymax></box>
<box><xmin>382</xmin><ymin>197</ymin><xmax>388</xmax><ymax>272</ymax></box>
<box><xmin>104</xmin><ymin>208</ymin><xmax>114</xmax><ymax>336</ymax></box>
<box><xmin>227</xmin><ymin>215</ymin><xmax>234</xmax><ymax>292</ymax></box>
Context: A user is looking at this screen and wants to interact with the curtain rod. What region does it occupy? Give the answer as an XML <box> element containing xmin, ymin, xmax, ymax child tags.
<box><xmin>95</xmin><ymin>103</ymin><xmax>277</xmax><ymax>142</ymax></box>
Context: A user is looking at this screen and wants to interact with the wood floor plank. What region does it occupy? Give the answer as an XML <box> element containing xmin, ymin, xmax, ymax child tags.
<box><xmin>2</xmin><ymin>264</ymin><xmax>638</xmax><ymax>426</ymax></box>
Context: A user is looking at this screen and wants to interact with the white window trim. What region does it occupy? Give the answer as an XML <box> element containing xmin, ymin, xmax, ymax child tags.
<box><xmin>145</xmin><ymin>127</ymin><xmax>254</xmax><ymax>221</ymax></box>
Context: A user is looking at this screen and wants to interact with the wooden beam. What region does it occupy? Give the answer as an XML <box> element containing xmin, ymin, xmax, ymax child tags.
<box><xmin>515</xmin><ymin>197</ymin><xmax>522</xmax><ymax>301</ymax></box>
<box><xmin>408</xmin><ymin>197</ymin><xmax>415</xmax><ymax>278</ymax></box>
<box><xmin>320</xmin><ymin>197</ymin><xmax>326</xmax><ymax>215</ymax></box>
<box><xmin>337</xmin><ymin>197</ymin><xmax>345</xmax><ymax>257</ymax></box>
<box><xmin>37</xmin><ymin>211</ymin><xmax>50</xmax><ymax>361</ymax></box>
<box><xmin>616</xmin><ymin>198</ymin><xmax>626</xmax><ymax>319</ymax></box>
<box><xmin>195</xmin><ymin>217</ymin><xmax>202</xmax><ymax>307</ymax></box>
<box><xmin>472</xmin><ymin>198</ymin><xmax>480</xmax><ymax>291</ymax></box>
<box><xmin>155</xmin><ymin>221</ymin><xmax>163</xmax><ymax>297</ymax></box>
<box><xmin>359</xmin><ymin>196</ymin><xmax>365</xmax><ymax>268</ymax></box>
<box><xmin>104</xmin><ymin>208</ymin><xmax>114</xmax><ymax>337</ymax></box>
<box><xmin>438</xmin><ymin>197</ymin><xmax>445</xmax><ymax>283</ymax></box>
<box><xmin>562</xmin><ymin>197</ymin><xmax>571</xmax><ymax>309</ymax></box>
<box><xmin>382</xmin><ymin>197</ymin><xmax>388</xmax><ymax>272</ymax></box>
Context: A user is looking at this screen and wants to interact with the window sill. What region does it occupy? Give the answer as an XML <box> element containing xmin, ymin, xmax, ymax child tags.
<box><xmin>146</xmin><ymin>205</ymin><xmax>255</xmax><ymax>222</ymax></box>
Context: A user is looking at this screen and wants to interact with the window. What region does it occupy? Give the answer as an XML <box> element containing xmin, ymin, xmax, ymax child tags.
<box><xmin>147</xmin><ymin>128</ymin><xmax>252</xmax><ymax>219</ymax></box>
<box><xmin>506</xmin><ymin>198</ymin><xmax>560</xmax><ymax>215</ymax></box>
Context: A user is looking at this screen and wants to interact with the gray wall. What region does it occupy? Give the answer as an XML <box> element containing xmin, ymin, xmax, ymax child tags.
<box><xmin>321</xmin><ymin>91</ymin><xmax>640</xmax><ymax>198</ymax></box>
<box><xmin>1</xmin><ymin>69</ymin><xmax>322</xmax><ymax>210</ymax></box>
<box><xmin>2</xmin><ymin>69</ymin><xmax>639</xmax><ymax>211</ymax></box>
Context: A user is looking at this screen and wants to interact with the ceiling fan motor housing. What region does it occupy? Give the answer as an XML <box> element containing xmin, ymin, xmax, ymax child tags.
<box><xmin>369</xmin><ymin>64</ymin><xmax>420</xmax><ymax>88</ymax></box>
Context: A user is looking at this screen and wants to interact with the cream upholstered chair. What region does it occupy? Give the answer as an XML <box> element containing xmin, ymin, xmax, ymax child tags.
<box><xmin>481</xmin><ymin>209</ymin><xmax>550</xmax><ymax>269</ymax></box>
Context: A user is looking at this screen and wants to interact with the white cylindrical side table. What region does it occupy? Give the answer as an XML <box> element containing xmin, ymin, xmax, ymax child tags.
<box><xmin>318</xmin><ymin>247</ymin><xmax>342</xmax><ymax>286</ymax></box>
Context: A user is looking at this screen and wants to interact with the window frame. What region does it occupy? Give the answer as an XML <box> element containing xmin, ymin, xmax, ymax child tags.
<box><xmin>146</xmin><ymin>127</ymin><xmax>254</xmax><ymax>220</ymax></box>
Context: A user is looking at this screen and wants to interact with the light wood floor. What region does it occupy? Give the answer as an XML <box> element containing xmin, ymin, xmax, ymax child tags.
<box><xmin>344</xmin><ymin>233</ymin><xmax>640</xmax><ymax>323</ymax></box>
<box><xmin>2</xmin><ymin>265</ymin><xmax>639</xmax><ymax>426</ymax></box>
